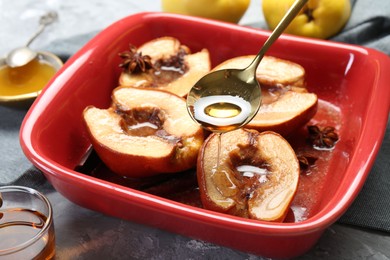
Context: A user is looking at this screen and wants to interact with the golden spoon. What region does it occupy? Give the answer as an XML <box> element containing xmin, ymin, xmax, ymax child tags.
<box><xmin>187</xmin><ymin>0</ymin><xmax>308</xmax><ymax>133</ymax></box>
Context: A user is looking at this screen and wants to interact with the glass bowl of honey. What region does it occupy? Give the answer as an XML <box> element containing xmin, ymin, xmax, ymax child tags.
<box><xmin>0</xmin><ymin>186</ymin><xmax>55</xmax><ymax>259</ymax></box>
<box><xmin>0</xmin><ymin>52</ymin><xmax>63</xmax><ymax>107</ymax></box>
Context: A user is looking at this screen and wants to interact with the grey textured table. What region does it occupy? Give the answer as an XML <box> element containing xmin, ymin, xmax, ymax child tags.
<box><xmin>1</xmin><ymin>0</ymin><xmax>390</xmax><ymax>259</ymax></box>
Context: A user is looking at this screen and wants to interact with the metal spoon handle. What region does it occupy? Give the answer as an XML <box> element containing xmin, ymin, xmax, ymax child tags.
<box><xmin>25</xmin><ymin>11</ymin><xmax>58</xmax><ymax>47</ymax></box>
<box><xmin>247</xmin><ymin>0</ymin><xmax>308</xmax><ymax>73</ymax></box>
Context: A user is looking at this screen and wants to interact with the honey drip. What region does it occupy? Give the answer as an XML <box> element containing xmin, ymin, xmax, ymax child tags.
<box><xmin>216</xmin><ymin>133</ymin><xmax>222</xmax><ymax>170</ymax></box>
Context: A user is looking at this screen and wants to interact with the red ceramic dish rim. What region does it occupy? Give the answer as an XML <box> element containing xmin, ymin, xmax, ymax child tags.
<box><xmin>20</xmin><ymin>12</ymin><xmax>390</xmax><ymax>236</ymax></box>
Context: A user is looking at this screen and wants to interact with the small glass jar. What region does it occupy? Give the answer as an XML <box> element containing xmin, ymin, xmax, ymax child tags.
<box><xmin>0</xmin><ymin>186</ymin><xmax>55</xmax><ymax>260</ymax></box>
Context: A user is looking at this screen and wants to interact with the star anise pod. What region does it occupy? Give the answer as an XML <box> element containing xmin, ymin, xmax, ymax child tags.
<box><xmin>297</xmin><ymin>154</ymin><xmax>318</xmax><ymax>170</ymax></box>
<box><xmin>119</xmin><ymin>44</ymin><xmax>154</xmax><ymax>74</ymax></box>
<box><xmin>307</xmin><ymin>125</ymin><xmax>339</xmax><ymax>149</ymax></box>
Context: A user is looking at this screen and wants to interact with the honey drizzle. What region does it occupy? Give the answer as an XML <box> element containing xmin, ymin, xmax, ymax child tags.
<box><xmin>216</xmin><ymin>133</ymin><xmax>222</xmax><ymax>170</ymax></box>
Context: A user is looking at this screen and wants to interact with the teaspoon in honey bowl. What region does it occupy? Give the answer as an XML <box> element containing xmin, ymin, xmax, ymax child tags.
<box><xmin>186</xmin><ymin>0</ymin><xmax>309</xmax><ymax>133</ymax></box>
<box><xmin>6</xmin><ymin>11</ymin><xmax>58</xmax><ymax>68</ymax></box>
<box><xmin>0</xmin><ymin>11</ymin><xmax>63</xmax><ymax>107</ymax></box>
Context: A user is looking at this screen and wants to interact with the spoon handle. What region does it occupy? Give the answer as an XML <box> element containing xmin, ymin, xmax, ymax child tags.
<box><xmin>25</xmin><ymin>11</ymin><xmax>58</xmax><ymax>47</ymax></box>
<box><xmin>247</xmin><ymin>0</ymin><xmax>308</xmax><ymax>73</ymax></box>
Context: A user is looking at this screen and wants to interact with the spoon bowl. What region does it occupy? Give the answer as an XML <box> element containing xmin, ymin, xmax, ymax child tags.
<box><xmin>187</xmin><ymin>0</ymin><xmax>308</xmax><ymax>132</ymax></box>
<box><xmin>187</xmin><ymin>68</ymin><xmax>261</xmax><ymax>133</ymax></box>
<box><xmin>6</xmin><ymin>47</ymin><xmax>38</xmax><ymax>68</ymax></box>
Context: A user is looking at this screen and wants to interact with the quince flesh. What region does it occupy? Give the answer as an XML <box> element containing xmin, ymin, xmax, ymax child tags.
<box><xmin>197</xmin><ymin>128</ymin><xmax>300</xmax><ymax>222</ymax></box>
<box><xmin>83</xmin><ymin>87</ymin><xmax>204</xmax><ymax>178</ymax></box>
<box><xmin>119</xmin><ymin>37</ymin><xmax>211</xmax><ymax>98</ymax></box>
<box><xmin>213</xmin><ymin>55</ymin><xmax>318</xmax><ymax>136</ymax></box>
<box><xmin>262</xmin><ymin>0</ymin><xmax>351</xmax><ymax>39</ymax></box>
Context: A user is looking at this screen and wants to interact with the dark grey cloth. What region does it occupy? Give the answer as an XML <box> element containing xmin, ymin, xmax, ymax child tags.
<box><xmin>332</xmin><ymin>0</ymin><xmax>390</xmax><ymax>55</ymax></box>
<box><xmin>1</xmin><ymin>0</ymin><xmax>390</xmax><ymax>233</ymax></box>
<box><xmin>0</xmin><ymin>106</ymin><xmax>34</xmax><ymax>183</ymax></box>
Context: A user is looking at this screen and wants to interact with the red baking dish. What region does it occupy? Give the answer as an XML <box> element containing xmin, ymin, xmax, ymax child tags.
<box><xmin>20</xmin><ymin>12</ymin><xmax>390</xmax><ymax>258</ymax></box>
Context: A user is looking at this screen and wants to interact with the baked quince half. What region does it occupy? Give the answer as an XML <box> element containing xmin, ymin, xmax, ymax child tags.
<box><xmin>119</xmin><ymin>37</ymin><xmax>211</xmax><ymax>97</ymax></box>
<box><xmin>213</xmin><ymin>55</ymin><xmax>318</xmax><ymax>136</ymax></box>
<box><xmin>83</xmin><ymin>87</ymin><xmax>204</xmax><ymax>178</ymax></box>
<box><xmin>197</xmin><ymin>128</ymin><xmax>300</xmax><ymax>222</ymax></box>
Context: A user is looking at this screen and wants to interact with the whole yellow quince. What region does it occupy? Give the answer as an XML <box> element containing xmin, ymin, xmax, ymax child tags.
<box><xmin>161</xmin><ymin>0</ymin><xmax>250</xmax><ymax>23</ymax></box>
<box><xmin>262</xmin><ymin>0</ymin><xmax>351</xmax><ymax>39</ymax></box>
